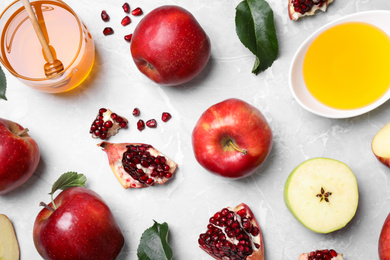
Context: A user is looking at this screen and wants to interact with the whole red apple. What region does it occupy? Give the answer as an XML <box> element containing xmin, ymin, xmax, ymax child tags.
<box><xmin>0</xmin><ymin>118</ymin><xmax>40</xmax><ymax>194</ymax></box>
<box><xmin>130</xmin><ymin>5</ymin><xmax>211</xmax><ymax>86</ymax></box>
<box><xmin>33</xmin><ymin>186</ymin><xmax>124</xmax><ymax>260</ymax></box>
<box><xmin>192</xmin><ymin>98</ymin><xmax>273</xmax><ymax>179</ymax></box>
<box><xmin>379</xmin><ymin>213</ymin><xmax>390</xmax><ymax>259</ymax></box>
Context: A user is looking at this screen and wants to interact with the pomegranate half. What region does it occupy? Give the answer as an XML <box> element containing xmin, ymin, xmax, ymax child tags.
<box><xmin>288</xmin><ymin>0</ymin><xmax>334</xmax><ymax>21</ymax></box>
<box><xmin>198</xmin><ymin>203</ymin><xmax>264</xmax><ymax>260</ymax></box>
<box><xmin>98</xmin><ymin>142</ymin><xmax>177</xmax><ymax>188</ymax></box>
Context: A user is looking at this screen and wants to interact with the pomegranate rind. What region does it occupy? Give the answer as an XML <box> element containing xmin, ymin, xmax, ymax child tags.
<box><xmin>98</xmin><ymin>142</ymin><xmax>177</xmax><ymax>188</ymax></box>
<box><xmin>288</xmin><ymin>0</ymin><xmax>334</xmax><ymax>21</ymax></box>
<box><xmin>199</xmin><ymin>203</ymin><xmax>264</xmax><ymax>260</ymax></box>
<box><xmin>299</xmin><ymin>252</ymin><xmax>343</xmax><ymax>260</ymax></box>
<box><xmin>232</xmin><ymin>204</ymin><xmax>264</xmax><ymax>260</ymax></box>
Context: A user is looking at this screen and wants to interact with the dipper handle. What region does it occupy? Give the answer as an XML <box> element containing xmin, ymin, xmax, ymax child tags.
<box><xmin>21</xmin><ymin>0</ymin><xmax>64</xmax><ymax>78</ymax></box>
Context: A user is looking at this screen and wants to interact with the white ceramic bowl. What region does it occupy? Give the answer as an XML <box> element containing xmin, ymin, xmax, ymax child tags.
<box><xmin>289</xmin><ymin>10</ymin><xmax>390</xmax><ymax>118</ymax></box>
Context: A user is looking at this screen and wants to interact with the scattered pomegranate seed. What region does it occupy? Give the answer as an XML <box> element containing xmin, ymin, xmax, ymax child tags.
<box><xmin>132</xmin><ymin>108</ymin><xmax>140</xmax><ymax>116</ymax></box>
<box><xmin>131</xmin><ymin>7</ymin><xmax>143</xmax><ymax>16</ymax></box>
<box><xmin>121</xmin><ymin>16</ymin><xmax>131</xmax><ymax>26</ymax></box>
<box><xmin>137</xmin><ymin>120</ymin><xmax>145</xmax><ymax>131</ymax></box>
<box><xmin>101</xmin><ymin>10</ymin><xmax>110</xmax><ymax>22</ymax></box>
<box><xmin>124</xmin><ymin>34</ymin><xmax>133</xmax><ymax>42</ymax></box>
<box><xmin>103</xmin><ymin>27</ymin><xmax>114</xmax><ymax>36</ymax></box>
<box><xmin>161</xmin><ymin>112</ymin><xmax>172</xmax><ymax>122</ymax></box>
<box><xmin>146</xmin><ymin>119</ymin><xmax>157</xmax><ymax>128</ymax></box>
<box><xmin>122</xmin><ymin>2</ymin><xmax>130</xmax><ymax>13</ymax></box>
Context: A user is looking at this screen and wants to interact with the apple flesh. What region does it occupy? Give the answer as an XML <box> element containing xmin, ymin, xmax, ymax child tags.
<box><xmin>0</xmin><ymin>214</ymin><xmax>20</xmax><ymax>260</ymax></box>
<box><xmin>33</xmin><ymin>187</ymin><xmax>124</xmax><ymax>260</ymax></box>
<box><xmin>372</xmin><ymin>122</ymin><xmax>390</xmax><ymax>167</ymax></box>
<box><xmin>0</xmin><ymin>118</ymin><xmax>40</xmax><ymax>194</ymax></box>
<box><xmin>284</xmin><ymin>158</ymin><xmax>359</xmax><ymax>234</ymax></box>
<box><xmin>130</xmin><ymin>5</ymin><xmax>211</xmax><ymax>86</ymax></box>
<box><xmin>192</xmin><ymin>98</ymin><xmax>273</xmax><ymax>179</ymax></box>
<box><xmin>379</xmin><ymin>213</ymin><xmax>390</xmax><ymax>259</ymax></box>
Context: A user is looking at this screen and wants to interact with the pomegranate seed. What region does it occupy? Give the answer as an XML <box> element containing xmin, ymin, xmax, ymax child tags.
<box><xmin>103</xmin><ymin>27</ymin><xmax>114</xmax><ymax>36</ymax></box>
<box><xmin>122</xmin><ymin>2</ymin><xmax>130</xmax><ymax>13</ymax></box>
<box><xmin>120</xmin><ymin>122</ymin><xmax>127</xmax><ymax>128</ymax></box>
<box><xmin>101</xmin><ymin>10</ymin><xmax>110</xmax><ymax>22</ymax></box>
<box><xmin>137</xmin><ymin>120</ymin><xmax>145</xmax><ymax>131</ymax></box>
<box><xmin>131</xmin><ymin>7</ymin><xmax>143</xmax><ymax>16</ymax></box>
<box><xmin>99</xmin><ymin>108</ymin><xmax>107</xmax><ymax>114</ymax></box>
<box><xmin>124</xmin><ymin>34</ymin><xmax>133</xmax><ymax>42</ymax></box>
<box><xmin>121</xmin><ymin>16</ymin><xmax>131</xmax><ymax>26</ymax></box>
<box><xmin>146</xmin><ymin>119</ymin><xmax>157</xmax><ymax>128</ymax></box>
<box><xmin>132</xmin><ymin>108</ymin><xmax>140</xmax><ymax>116</ymax></box>
<box><xmin>104</xmin><ymin>121</ymin><xmax>113</xmax><ymax>128</ymax></box>
<box><xmin>161</xmin><ymin>112</ymin><xmax>172</xmax><ymax>122</ymax></box>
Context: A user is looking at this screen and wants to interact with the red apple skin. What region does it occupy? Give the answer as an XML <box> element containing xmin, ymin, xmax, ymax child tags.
<box><xmin>379</xmin><ymin>213</ymin><xmax>390</xmax><ymax>259</ymax></box>
<box><xmin>130</xmin><ymin>5</ymin><xmax>211</xmax><ymax>86</ymax></box>
<box><xmin>33</xmin><ymin>187</ymin><xmax>124</xmax><ymax>260</ymax></box>
<box><xmin>0</xmin><ymin>118</ymin><xmax>40</xmax><ymax>194</ymax></box>
<box><xmin>192</xmin><ymin>98</ymin><xmax>273</xmax><ymax>179</ymax></box>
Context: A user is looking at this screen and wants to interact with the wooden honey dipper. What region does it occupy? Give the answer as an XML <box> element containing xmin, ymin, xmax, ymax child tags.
<box><xmin>21</xmin><ymin>0</ymin><xmax>64</xmax><ymax>78</ymax></box>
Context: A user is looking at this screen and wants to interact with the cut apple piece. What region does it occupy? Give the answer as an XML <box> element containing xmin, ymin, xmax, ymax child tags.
<box><xmin>0</xmin><ymin>214</ymin><xmax>20</xmax><ymax>260</ymax></box>
<box><xmin>284</xmin><ymin>158</ymin><xmax>359</xmax><ymax>234</ymax></box>
<box><xmin>372</xmin><ymin>122</ymin><xmax>390</xmax><ymax>167</ymax></box>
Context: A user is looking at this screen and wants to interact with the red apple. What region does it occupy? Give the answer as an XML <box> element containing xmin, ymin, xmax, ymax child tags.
<box><xmin>379</xmin><ymin>213</ymin><xmax>390</xmax><ymax>259</ymax></box>
<box><xmin>0</xmin><ymin>118</ymin><xmax>40</xmax><ymax>194</ymax></box>
<box><xmin>33</xmin><ymin>184</ymin><xmax>124</xmax><ymax>260</ymax></box>
<box><xmin>192</xmin><ymin>98</ymin><xmax>273</xmax><ymax>179</ymax></box>
<box><xmin>130</xmin><ymin>5</ymin><xmax>211</xmax><ymax>86</ymax></box>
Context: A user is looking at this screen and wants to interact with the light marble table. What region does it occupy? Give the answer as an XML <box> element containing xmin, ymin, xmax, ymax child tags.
<box><xmin>1</xmin><ymin>0</ymin><xmax>390</xmax><ymax>259</ymax></box>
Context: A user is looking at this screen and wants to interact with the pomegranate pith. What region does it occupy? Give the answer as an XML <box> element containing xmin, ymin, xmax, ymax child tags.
<box><xmin>199</xmin><ymin>203</ymin><xmax>264</xmax><ymax>260</ymax></box>
<box><xmin>98</xmin><ymin>142</ymin><xmax>178</xmax><ymax>188</ymax></box>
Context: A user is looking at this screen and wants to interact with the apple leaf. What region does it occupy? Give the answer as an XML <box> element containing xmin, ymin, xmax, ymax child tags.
<box><xmin>0</xmin><ymin>66</ymin><xmax>7</xmax><ymax>101</ymax></box>
<box><xmin>235</xmin><ymin>0</ymin><xmax>279</xmax><ymax>74</ymax></box>
<box><xmin>137</xmin><ymin>221</ymin><xmax>173</xmax><ymax>260</ymax></box>
<box><xmin>49</xmin><ymin>172</ymin><xmax>87</xmax><ymax>209</ymax></box>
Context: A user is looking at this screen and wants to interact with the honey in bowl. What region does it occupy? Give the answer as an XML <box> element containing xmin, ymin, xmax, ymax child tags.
<box><xmin>0</xmin><ymin>0</ymin><xmax>95</xmax><ymax>93</ymax></box>
<box><xmin>303</xmin><ymin>22</ymin><xmax>390</xmax><ymax>110</ymax></box>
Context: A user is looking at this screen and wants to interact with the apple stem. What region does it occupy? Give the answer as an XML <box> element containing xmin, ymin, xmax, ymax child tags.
<box><xmin>17</xmin><ymin>128</ymin><xmax>29</xmax><ymax>136</ymax></box>
<box><xmin>39</xmin><ymin>202</ymin><xmax>55</xmax><ymax>212</ymax></box>
<box><xmin>228</xmin><ymin>140</ymin><xmax>248</xmax><ymax>155</ymax></box>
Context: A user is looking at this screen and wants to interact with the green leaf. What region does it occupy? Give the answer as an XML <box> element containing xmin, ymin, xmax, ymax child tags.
<box><xmin>50</xmin><ymin>171</ymin><xmax>87</xmax><ymax>196</ymax></box>
<box><xmin>235</xmin><ymin>0</ymin><xmax>279</xmax><ymax>74</ymax></box>
<box><xmin>0</xmin><ymin>66</ymin><xmax>7</xmax><ymax>101</ymax></box>
<box><xmin>137</xmin><ymin>221</ymin><xmax>173</xmax><ymax>260</ymax></box>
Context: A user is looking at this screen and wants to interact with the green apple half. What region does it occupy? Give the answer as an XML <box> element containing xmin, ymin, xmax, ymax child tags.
<box><xmin>0</xmin><ymin>214</ymin><xmax>20</xmax><ymax>260</ymax></box>
<box><xmin>284</xmin><ymin>158</ymin><xmax>359</xmax><ymax>234</ymax></box>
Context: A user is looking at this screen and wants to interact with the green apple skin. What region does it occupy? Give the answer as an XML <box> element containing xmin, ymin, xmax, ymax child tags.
<box><xmin>284</xmin><ymin>158</ymin><xmax>359</xmax><ymax>234</ymax></box>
